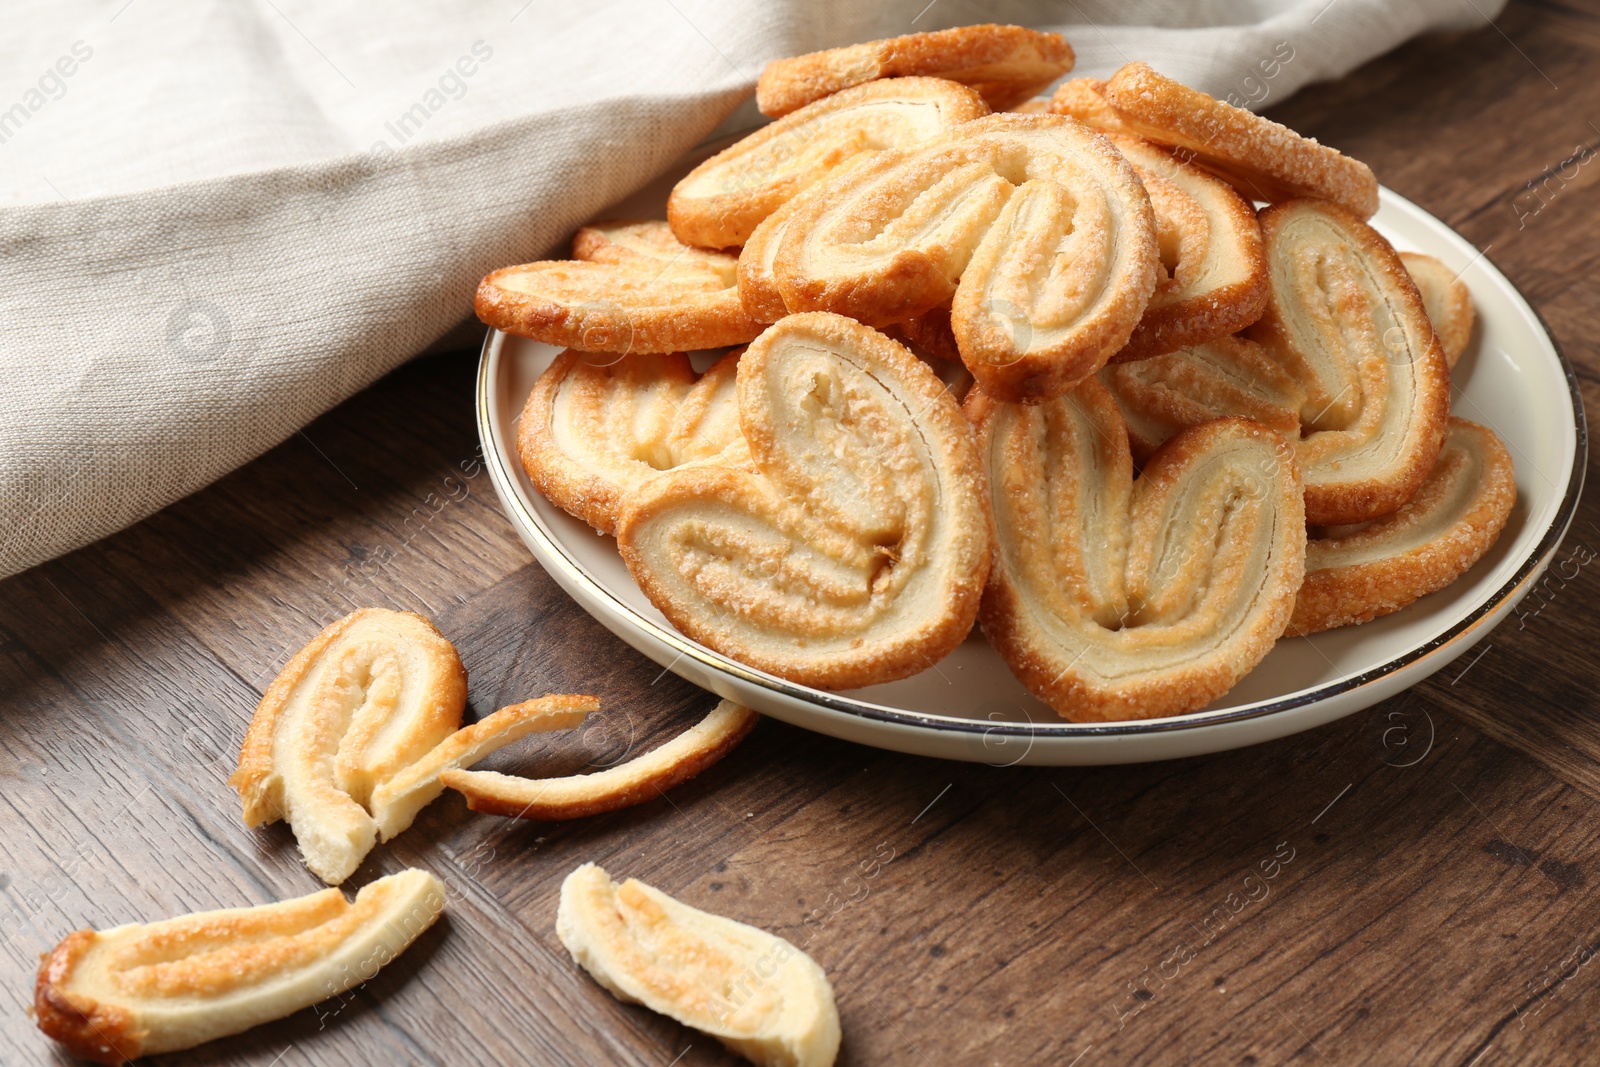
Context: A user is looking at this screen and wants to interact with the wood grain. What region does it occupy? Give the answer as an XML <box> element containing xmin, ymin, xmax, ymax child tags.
<box><xmin>6</xmin><ymin>4</ymin><xmax>1600</xmax><ymax>1063</ymax></box>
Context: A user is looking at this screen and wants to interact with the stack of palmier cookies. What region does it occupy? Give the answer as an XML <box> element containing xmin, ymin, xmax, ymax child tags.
<box><xmin>476</xmin><ymin>25</ymin><xmax>1516</xmax><ymax>725</ymax></box>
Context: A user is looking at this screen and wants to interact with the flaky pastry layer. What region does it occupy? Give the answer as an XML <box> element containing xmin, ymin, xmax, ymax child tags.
<box><xmin>1400</xmin><ymin>251</ymin><xmax>1475</xmax><ymax>369</ymax></box>
<box><xmin>1067</xmin><ymin>64</ymin><xmax>1379</xmax><ymax>218</ymax></box>
<box><xmin>1101</xmin><ymin>335</ymin><xmax>1304</xmax><ymax>461</ymax></box>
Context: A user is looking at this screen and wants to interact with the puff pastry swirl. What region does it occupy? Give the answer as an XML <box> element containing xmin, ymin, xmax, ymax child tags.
<box><xmin>756</xmin><ymin>24</ymin><xmax>1072</xmax><ymax>117</ymax></box>
<box><xmin>35</xmin><ymin>869</ymin><xmax>444</xmax><ymax>1065</ymax></box>
<box><xmin>1247</xmin><ymin>199</ymin><xmax>1451</xmax><ymax>525</ymax></box>
<box><xmin>616</xmin><ymin>313</ymin><xmax>992</xmax><ymax>689</ymax></box>
<box><xmin>671</xmin><ymin>77</ymin><xmax>988</xmax><ymax>249</ymax></box>
<box><xmin>970</xmin><ymin>379</ymin><xmax>1305</xmax><ymax>722</ymax></box>
<box><xmin>771</xmin><ymin>112</ymin><xmax>1159</xmax><ymax>401</ymax></box>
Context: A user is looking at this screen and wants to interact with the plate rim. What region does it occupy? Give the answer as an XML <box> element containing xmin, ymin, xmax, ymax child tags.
<box><xmin>474</xmin><ymin>190</ymin><xmax>1588</xmax><ymax>741</ymax></box>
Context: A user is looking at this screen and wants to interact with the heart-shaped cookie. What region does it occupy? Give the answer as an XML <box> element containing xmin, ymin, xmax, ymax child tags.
<box><xmin>770</xmin><ymin>113</ymin><xmax>1159</xmax><ymax>402</ymax></box>
<box><xmin>1246</xmin><ymin>199</ymin><xmax>1451</xmax><ymax>524</ymax></box>
<box><xmin>670</xmin><ymin>77</ymin><xmax>988</xmax><ymax>250</ymax></box>
<box><xmin>616</xmin><ymin>313</ymin><xmax>992</xmax><ymax>689</ymax></box>
<box><xmin>969</xmin><ymin>378</ymin><xmax>1305</xmax><ymax>722</ymax></box>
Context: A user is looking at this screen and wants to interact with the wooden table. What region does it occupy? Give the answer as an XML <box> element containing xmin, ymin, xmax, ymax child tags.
<box><xmin>6</xmin><ymin>5</ymin><xmax>1600</xmax><ymax>1063</ymax></box>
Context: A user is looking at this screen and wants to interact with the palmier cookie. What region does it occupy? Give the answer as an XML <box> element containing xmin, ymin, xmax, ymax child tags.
<box><xmin>231</xmin><ymin>609</ymin><xmax>467</xmax><ymax>884</ymax></box>
<box><xmin>519</xmin><ymin>347</ymin><xmax>747</xmax><ymax>535</ymax></box>
<box><xmin>1247</xmin><ymin>199</ymin><xmax>1451</xmax><ymax>524</ymax></box>
<box><xmin>756</xmin><ymin>24</ymin><xmax>1073</xmax><ymax>118</ymax></box>
<box><xmin>970</xmin><ymin>378</ymin><xmax>1304</xmax><ymax>722</ymax></box>
<box><xmin>671</xmin><ymin>77</ymin><xmax>988</xmax><ymax>250</ymax></box>
<box><xmin>772</xmin><ymin>113</ymin><xmax>1159</xmax><ymax>402</ymax></box>
<box><xmin>1289</xmin><ymin>418</ymin><xmax>1515</xmax><ymax>635</ymax></box>
<box><xmin>1105</xmin><ymin>134</ymin><xmax>1268</xmax><ymax>361</ymax></box>
<box><xmin>1400</xmin><ymin>251</ymin><xmax>1474</xmax><ymax>368</ymax></box>
<box><xmin>558</xmin><ymin>863</ymin><xmax>840</xmax><ymax>1067</ymax></box>
<box><xmin>231</xmin><ymin>609</ymin><xmax>593</xmax><ymax>884</ymax></box>
<box><xmin>476</xmin><ymin>220</ymin><xmax>761</xmax><ymax>353</ymax></box>
<box><xmin>616</xmin><ymin>313</ymin><xmax>992</xmax><ymax>690</ymax></box>
<box><xmin>1087</xmin><ymin>63</ymin><xmax>1379</xmax><ymax>218</ymax></box>
<box><xmin>35</xmin><ymin>869</ymin><xmax>443</xmax><ymax>1064</ymax></box>
<box><xmin>1100</xmin><ymin>335</ymin><xmax>1304</xmax><ymax>462</ymax></box>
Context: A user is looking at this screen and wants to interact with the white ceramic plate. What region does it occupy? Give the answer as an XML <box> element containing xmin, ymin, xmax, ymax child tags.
<box><xmin>476</xmin><ymin>184</ymin><xmax>1585</xmax><ymax>765</ymax></box>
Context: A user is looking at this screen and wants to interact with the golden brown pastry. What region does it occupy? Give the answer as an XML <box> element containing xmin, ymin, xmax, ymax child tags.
<box><xmin>771</xmin><ymin>113</ymin><xmax>1159</xmax><ymax>402</ymax></box>
<box><xmin>369</xmin><ymin>694</ymin><xmax>597</xmax><ymax>837</ymax></box>
<box><xmin>518</xmin><ymin>348</ymin><xmax>749</xmax><ymax>535</ymax></box>
<box><xmin>558</xmin><ymin>863</ymin><xmax>840</xmax><ymax>1067</ymax></box>
<box><xmin>1105</xmin><ymin>134</ymin><xmax>1268</xmax><ymax>361</ymax></box>
<box><xmin>670</xmin><ymin>77</ymin><xmax>988</xmax><ymax>249</ymax></box>
<box><xmin>444</xmin><ymin>699</ymin><xmax>757</xmax><ymax>820</ymax></box>
<box><xmin>35</xmin><ymin>869</ymin><xmax>444</xmax><ymax>1065</ymax></box>
<box><xmin>1048</xmin><ymin>77</ymin><xmax>1128</xmax><ymax>133</ymax></box>
<box><xmin>1248</xmin><ymin>199</ymin><xmax>1451</xmax><ymax>525</ymax></box>
<box><xmin>969</xmin><ymin>378</ymin><xmax>1305</xmax><ymax>722</ymax></box>
<box><xmin>1289</xmin><ymin>418</ymin><xmax>1516</xmax><ymax>635</ymax></box>
<box><xmin>231</xmin><ymin>610</ymin><xmax>467</xmax><ymax>885</ymax></box>
<box><xmin>756</xmin><ymin>24</ymin><xmax>1072</xmax><ymax>117</ymax></box>
<box><xmin>1400</xmin><ymin>251</ymin><xmax>1475</xmax><ymax>368</ymax></box>
<box><xmin>231</xmin><ymin>610</ymin><xmax>592</xmax><ymax>883</ymax></box>
<box><xmin>1090</xmin><ymin>63</ymin><xmax>1380</xmax><ymax>218</ymax></box>
<box><xmin>1100</xmin><ymin>335</ymin><xmax>1304</xmax><ymax>461</ymax></box>
<box><xmin>616</xmin><ymin>313</ymin><xmax>992</xmax><ymax>689</ymax></box>
<box><xmin>475</xmin><ymin>219</ymin><xmax>761</xmax><ymax>353</ymax></box>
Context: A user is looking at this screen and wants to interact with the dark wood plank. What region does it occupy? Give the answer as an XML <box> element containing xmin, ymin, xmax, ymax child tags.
<box><xmin>5</xmin><ymin>2</ymin><xmax>1600</xmax><ymax>1064</ymax></box>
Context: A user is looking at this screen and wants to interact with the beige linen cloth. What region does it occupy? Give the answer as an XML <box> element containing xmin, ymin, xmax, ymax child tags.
<box><xmin>0</xmin><ymin>0</ymin><xmax>1497</xmax><ymax>578</ymax></box>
